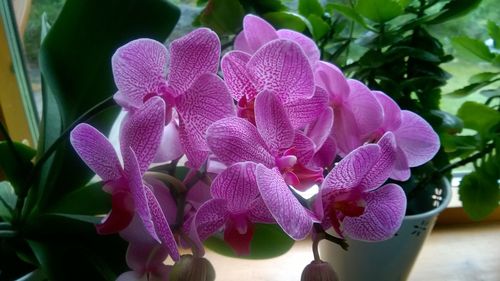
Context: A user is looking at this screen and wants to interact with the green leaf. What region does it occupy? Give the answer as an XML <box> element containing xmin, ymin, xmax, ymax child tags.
<box><xmin>452</xmin><ymin>36</ymin><xmax>495</xmax><ymax>62</ymax></box>
<box><xmin>326</xmin><ymin>3</ymin><xmax>371</xmax><ymax>30</ymax></box>
<box><xmin>198</xmin><ymin>0</ymin><xmax>245</xmax><ymax>35</ymax></box>
<box><xmin>35</xmin><ymin>0</ymin><xmax>180</xmax><ymax>210</ymax></box>
<box><xmin>0</xmin><ymin>181</ymin><xmax>17</xmax><ymax>221</ymax></box>
<box><xmin>487</xmin><ymin>20</ymin><xmax>500</xmax><ymax>49</ymax></box>
<box><xmin>469</xmin><ymin>72</ymin><xmax>500</xmax><ymax>84</ymax></box>
<box><xmin>441</xmin><ymin>134</ymin><xmax>479</xmax><ymax>154</ymax></box>
<box><xmin>355</xmin><ymin>0</ymin><xmax>405</xmax><ymax>23</ymax></box>
<box><xmin>298</xmin><ymin>0</ymin><xmax>324</xmax><ymax>18</ymax></box>
<box><xmin>240</xmin><ymin>0</ymin><xmax>286</xmax><ymax>14</ymax></box>
<box><xmin>457</xmin><ymin>101</ymin><xmax>500</xmax><ymax>137</ymax></box>
<box><xmin>0</xmin><ymin>141</ymin><xmax>35</xmax><ymax>195</ymax></box>
<box><xmin>430</xmin><ymin>110</ymin><xmax>463</xmax><ymax>134</ymax></box>
<box><xmin>263</xmin><ymin>11</ymin><xmax>310</xmax><ymax>32</ymax></box>
<box><xmin>308</xmin><ymin>14</ymin><xmax>329</xmax><ymax>41</ymax></box>
<box><xmin>47</xmin><ymin>213</ymin><xmax>102</xmax><ymax>224</ymax></box>
<box><xmin>481</xmin><ymin>88</ymin><xmax>500</xmax><ymax>98</ymax></box>
<box><xmin>428</xmin><ymin>0</ymin><xmax>482</xmax><ymax>25</ymax></box>
<box><xmin>459</xmin><ymin>158</ymin><xmax>499</xmax><ymax>221</ymax></box>
<box><xmin>204</xmin><ymin>224</ymin><xmax>295</xmax><ymax>259</ymax></box>
<box><xmin>48</xmin><ymin>182</ymin><xmax>110</xmax><ymax>216</ymax></box>
<box><xmin>447</xmin><ymin>78</ymin><xmax>500</xmax><ymax>98</ymax></box>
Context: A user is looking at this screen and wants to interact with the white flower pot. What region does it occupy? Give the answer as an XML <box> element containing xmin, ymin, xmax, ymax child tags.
<box><xmin>319</xmin><ymin>178</ymin><xmax>452</xmax><ymax>281</ymax></box>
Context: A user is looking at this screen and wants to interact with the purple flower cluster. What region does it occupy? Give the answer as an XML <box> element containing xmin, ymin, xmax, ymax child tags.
<box><xmin>70</xmin><ymin>15</ymin><xmax>439</xmax><ymax>280</ymax></box>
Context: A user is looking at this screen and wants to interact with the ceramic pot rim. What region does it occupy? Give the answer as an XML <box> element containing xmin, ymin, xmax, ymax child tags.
<box><xmin>404</xmin><ymin>178</ymin><xmax>452</xmax><ymax>221</ymax></box>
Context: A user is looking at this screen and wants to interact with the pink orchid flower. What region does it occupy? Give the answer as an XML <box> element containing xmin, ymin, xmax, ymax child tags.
<box><xmin>206</xmin><ymin>90</ymin><xmax>321</xmax><ymax>240</ymax></box>
<box><xmin>189</xmin><ymin>162</ymin><xmax>275</xmax><ymax>256</ymax></box>
<box><xmin>70</xmin><ymin>97</ymin><xmax>179</xmax><ymax>261</ymax></box>
<box><xmin>112</xmin><ymin>28</ymin><xmax>235</xmax><ymax>168</ymax></box>
<box><xmin>234</xmin><ymin>14</ymin><xmax>320</xmax><ymax>64</ymax></box>
<box><xmin>314</xmin><ymin>61</ymin><xmax>383</xmax><ymax>156</ymax></box>
<box><xmin>369</xmin><ymin>91</ymin><xmax>441</xmax><ymax>181</ymax></box>
<box><xmin>221</xmin><ymin>39</ymin><xmax>327</xmax><ymax>129</ymax></box>
<box><xmin>315</xmin><ymin>132</ymin><xmax>407</xmax><ymax>241</ymax></box>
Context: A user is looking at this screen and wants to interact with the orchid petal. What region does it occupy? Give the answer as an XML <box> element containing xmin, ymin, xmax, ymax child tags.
<box><xmin>343</xmin><ymin>184</ymin><xmax>406</xmax><ymax>241</ymax></box>
<box><xmin>153</xmin><ymin>121</ymin><xmax>184</xmax><ymax>163</ymax></box>
<box><xmin>395</xmin><ymin>110</ymin><xmax>440</xmax><ymax>167</ymax></box>
<box><xmin>144</xmin><ymin>186</ymin><xmax>180</xmax><ymax>261</ymax></box>
<box><xmin>126</xmin><ymin>242</ymin><xmax>168</xmax><ymax>275</ymax></box>
<box><xmin>234</xmin><ymin>31</ymin><xmax>252</xmax><ymax>53</ymax></box>
<box><xmin>305</xmin><ymin>107</ymin><xmax>334</xmax><ymax>151</ymax></box>
<box><xmin>314</xmin><ymin>61</ymin><xmax>349</xmax><ymax>102</ymax></box>
<box><xmin>206</xmin><ymin>117</ymin><xmax>274</xmax><ymax>167</ymax></box>
<box><xmin>248</xmin><ymin>40</ymin><xmax>314</xmax><ymax>103</ymax></box>
<box><xmin>144</xmin><ymin>176</ymin><xmax>178</xmax><ymax>224</ymax></box>
<box><xmin>114</xmin><ymin>91</ymin><xmax>139</xmax><ymax>111</ymax></box>
<box><xmin>360</xmin><ymin>132</ymin><xmax>396</xmax><ymax>192</ymax></box>
<box><xmin>96</xmin><ymin>190</ymin><xmax>135</xmax><ymax>235</ymax></box>
<box><xmin>322</xmin><ymin>144</ymin><xmax>380</xmax><ymax>193</ymax></box>
<box><xmin>112</xmin><ymin>39</ymin><xmax>167</xmax><ymax>108</ymax></box>
<box><xmin>292</xmin><ymin>131</ymin><xmax>315</xmax><ymax>165</ymax></box>
<box><xmin>190</xmin><ymin>198</ymin><xmax>229</xmax><ymax>256</ymax></box>
<box><xmin>333</xmin><ymin>107</ymin><xmax>363</xmax><ymax>156</ymax></box>
<box><xmin>176</xmin><ymin>73</ymin><xmax>236</xmax><ymax>169</ymax></box>
<box><xmin>372</xmin><ymin>91</ymin><xmax>401</xmax><ymax>131</ymax></box>
<box><xmin>277</xmin><ymin>29</ymin><xmax>320</xmax><ymax>63</ymax></box>
<box><xmin>312</xmin><ymin>136</ymin><xmax>336</xmax><ymax>169</ymax></box>
<box><xmin>221</xmin><ymin>51</ymin><xmax>258</xmax><ymax>101</ymax></box>
<box><xmin>391</xmin><ymin>147</ymin><xmax>411</xmax><ymax>181</ymax></box>
<box><xmin>120</xmin><ymin>97</ymin><xmax>165</xmax><ymax>175</ymax></box>
<box><xmin>123</xmin><ymin>147</ymin><xmax>159</xmax><ymax>243</ymax></box>
<box><xmin>256</xmin><ymin>165</ymin><xmax>312</xmax><ymax>240</ymax></box>
<box><xmin>255</xmin><ymin>90</ymin><xmax>294</xmax><ymax>155</ymax></box>
<box><xmin>248</xmin><ymin>197</ymin><xmax>275</xmax><ymax>223</ymax></box>
<box><xmin>284</xmin><ymin>86</ymin><xmax>329</xmax><ymax>129</ymax></box>
<box><xmin>211</xmin><ymin>162</ymin><xmax>259</xmax><ymax>212</ymax></box>
<box><xmin>168</xmin><ymin>28</ymin><xmax>220</xmax><ymax>95</ymax></box>
<box><xmin>242</xmin><ymin>14</ymin><xmax>278</xmax><ymax>52</ymax></box>
<box><xmin>70</xmin><ymin>123</ymin><xmax>122</xmax><ymax>182</ymax></box>
<box><xmin>116</xmin><ymin>271</ymin><xmax>146</xmax><ymax>281</ymax></box>
<box><xmin>346</xmin><ymin>79</ymin><xmax>383</xmax><ymax>138</ymax></box>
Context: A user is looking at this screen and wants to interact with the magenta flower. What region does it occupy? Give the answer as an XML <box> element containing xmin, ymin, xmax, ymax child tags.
<box><xmin>314</xmin><ymin>61</ymin><xmax>383</xmax><ymax>156</ymax></box>
<box><xmin>70</xmin><ymin>97</ymin><xmax>179</xmax><ymax>261</ymax></box>
<box><xmin>189</xmin><ymin>162</ymin><xmax>274</xmax><ymax>256</ymax></box>
<box><xmin>221</xmin><ymin>39</ymin><xmax>327</xmax><ymax>128</ymax></box>
<box><xmin>315</xmin><ymin>133</ymin><xmax>407</xmax><ymax>241</ymax></box>
<box><xmin>369</xmin><ymin>91</ymin><xmax>440</xmax><ymax>181</ymax></box>
<box><xmin>206</xmin><ymin>90</ymin><xmax>320</xmax><ymax>240</ymax></box>
<box><xmin>112</xmin><ymin>28</ymin><xmax>235</xmax><ymax>168</ymax></box>
<box><xmin>234</xmin><ymin>14</ymin><xmax>320</xmax><ymax>64</ymax></box>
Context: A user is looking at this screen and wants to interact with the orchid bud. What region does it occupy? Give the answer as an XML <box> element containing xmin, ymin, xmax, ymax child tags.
<box><xmin>301</xmin><ymin>260</ymin><xmax>339</xmax><ymax>281</ymax></box>
<box><xmin>169</xmin><ymin>254</ymin><xmax>215</xmax><ymax>281</ymax></box>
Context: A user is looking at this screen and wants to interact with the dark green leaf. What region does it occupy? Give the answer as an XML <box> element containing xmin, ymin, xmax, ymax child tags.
<box><xmin>0</xmin><ymin>181</ymin><xmax>17</xmax><ymax>221</ymax></box>
<box><xmin>468</xmin><ymin>72</ymin><xmax>500</xmax><ymax>84</ymax></box>
<box><xmin>355</xmin><ymin>0</ymin><xmax>405</xmax><ymax>23</ymax></box>
<box><xmin>441</xmin><ymin>134</ymin><xmax>479</xmax><ymax>153</ymax></box>
<box><xmin>459</xmin><ymin>158</ymin><xmax>499</xmax><ymax>221</ymax></box>
<box><xmin>480</xmin><ymin>88</ymin><xmax>500</xmax><ymax>98</ymax></box>
<box><xmin>198</xmin><ymin>0</ymin><xmax>245</xmax><ymax>35</ymax></box>
<box><xmin>428</xmin><ymin>0</ymin><xmax>482</xmax><ymax>25</ymax></box>
<box><xmin>204</xmin><ymin>224</ymin><xmax>294</xmax><ymax>259</ymax></box>
<box><xmin>48</xmin><ymin>182</ymin><xmax>110</xmax><ymax>216</ymax></box>
<box><xmin>263</xmin><ymin>11</ymin><xmax>310</xmax><ymax>32</ymax></box>
<box><xmin>35</xmin><ymin>0</ymin><xmax>180</xmax><ymax>210</ymax></box>
<box><xmin>15</xmin><ymin>269</ymin><xmax>46</xmax><ymax>281</ymax></box>
<box><xmin>326</xmin><ymin>3</ymin><xmax>371</xmax><ymax>30</ymax></box>
<box><xmin>452</xmin><ymin>36</ymin><xmax>495</xmax><ymax>62</ymax></box>
<box><xmin>487</xmin><ymin>20</ymin><xmax>500</xmax><ymax>49</ymax></box>
<box><xmin>448</xmin><ymin>78</ymin><xmax>500</xmax><ymax>98</ymax></box>
<box><xmin>308</xmin><ymin>14</ymin><xmax>329</xmax><ymax>41</ymax></box>
<box><xmin>0</xmin><ymin>141</ymin><xmax>35</xmax><ymax>195</ymax></box>
<box><xmin>298</xmin><ymin>0</ymin><xmax>324</xmax><ymax>18</ymax></box>
<box><xmin>47</xmin><ymin>213</ymin><xmax>102</xmax><ymax>224</ymax></box>
<box><xmin>430</xmin><ymin>110</ymin><xmax>463</xmax><ymax>134</ymax></box>
<box><xmin>240</xmin><ymin>0</ymin><xmax>286</xmax><ymax>14</ymax></box>
<box><xmin>385</xmin><ymin>46</ymin><xmax>441</xmax><ymax>63</ymax></box>
<box><xmin>457</xmin><ymin>101</ymin><xmax>500</xmax><ymax>136</ymax></box>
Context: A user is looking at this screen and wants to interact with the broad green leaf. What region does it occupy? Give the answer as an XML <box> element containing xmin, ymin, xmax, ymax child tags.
<box><xmin>452</xmin><ymin>36</ymin><xmax>495</xmax><ymax>62</ymax></box>
<box><xmin>308</xmin><ymin>14</ymin><xmax>329</xmax><ymax>41</ymax></box>
<box><xmin>326</xmin><ymin>3</ymin><xmax>371</xmax><ymax>30</ymax></box>
<box><xmin>15</xmin><ymin>269</ymin><xmax>46</xmax><ymax>281</ymax></box>
<box><xmin>198</xmin><ymin>0</ymin><xmax>245</xmax><ymax>35</ymax></box>
<box><xmin>47</xmin><ymin>213</ymin><xmax>103</xmax><ymax>224</ymax></box>
<box><xmin>457</xmin><ymin>101</ymin><xmax>500</xmax><ymax>137</ymax></box>
<box><xmin>48</xmin><ymin>182</ymin><xmax>110</xmax><ymax>216</ymax></box>
<box><xmin>441</xmin><ymin>134</ymin><xmax>479</xmax><ymax>154</ymax></box>
<box><xmin>0</xmin><ymin>181</ymin><xmax>17</xmax><ymax>221</ymax></box>
<box><xmin>428</xmin><ymin>0</ymin><xmax>482</xmax><ymax>25</ymax></box>
<box><xmin>469</xmin><ymin>72</ymin><xmax>500</xmax><ymax>84</ymax></box>
<box><xmin>263</xmin><ymin>11</ymin><xmax>310</xmax><ymax>32</ymax></box>
<box><xmin>430</xmin><ymin>110</ymin><xmax>463</xmax><ymax>134</ymax></box>
<box><xmin>355</xmin><ymin>0</ymin><xmax>405</xmax><ymax>23</ymax></box>
<box><xmin>459</xmin><ymin>158</ymin><xmax>499</xmax><ymax>221</ymax></box>
<box><xmin>487</xmin><ymin>20</ymin><xmax>500</xmax><ymax>49</ymax></box>
<box><xmin>241</xmin><ymin>0</ymin><xmax>286</xmax><ymax>14</ymax></box>
<box><xmin>35</xmin><ymin>0</ymin><xmax>180</xmax><ymax>210</ymax></box>
<box><xmin>298</xmin><ymin>0</ymin><xmax>324</xmax><ymax>18</ymax></box>
<box><xmin>204</xmin><ymin>224</ymin><xmax>295</xmax><ymax>259</ymax></box>
<box><xmin>481</xmin><ymin>88</ymin><xmax>500</xmax><ymax>98</ymax></box>
<box><xmin>0</xmin><ymin>141</ymin><xmax>35</xmax><ymax>195</ymax></box>
<box><xmin>385</xmin><ymin>46</ymin><xmax>441</xmax><ymax>63</ymax></box>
